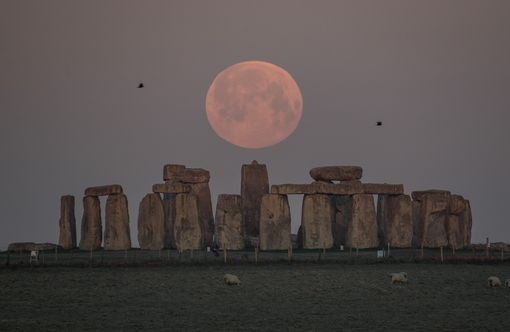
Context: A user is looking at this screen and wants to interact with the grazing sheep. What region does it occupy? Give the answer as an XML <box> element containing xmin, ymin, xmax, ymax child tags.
<box><xmin>224</xmin><ymin>273</ymin><xmax>241</xmax><ymax>286</ymax></box>
<box><xmin>488</xmin><ymin>276</ymin><xmax>501</xmax><ymax>288</ymax></box>
<box><xmin>390</xmin><ymin>272</ymin><xmax>408</xmax><ymax>284</ymax></box>
<box><xmin>505</xmin><ymin>279</ymin><xmax>510</xmax><ymax>288</ymax></box>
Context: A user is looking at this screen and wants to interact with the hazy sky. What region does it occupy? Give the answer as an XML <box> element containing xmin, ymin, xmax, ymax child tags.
<box><xmin>1</xmin><ymin>1</ymin><xmax>509</xmax><ymax>249</ymax></box>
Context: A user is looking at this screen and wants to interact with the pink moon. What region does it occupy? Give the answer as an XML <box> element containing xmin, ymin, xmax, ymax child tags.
<box><xmin>205</xmin><ymin>61</ymin><xmax>303</xmax><ymax>149</ymax></box>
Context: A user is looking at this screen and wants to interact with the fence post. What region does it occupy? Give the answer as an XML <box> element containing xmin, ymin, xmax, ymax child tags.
<box><xmin>387</xmin><ymin>242</ymin><xmax>390</xmax><ymax>258</ymax></box>
<box><xmin>440</xmin><ymin>246</ymin><xmax>444</xmax><ymax>263</ymax></box>
<box><xmin>255</xmin><ymin>246</ymin><xmax>259</xmax><ymax>264</ymax></box>
<box><xmin>223</xmin><ymin>247</ymin><xmax>228</xmax><ymax>264</ymax></box>
<box><xmin>421</xmin><ymin>243</ymin><xmax>424</xmax><ymax>259</ymax></box>
<box><xmin>501</xmin><ymin>247</ymin><xmax>504</xmax><ymax>261</ymax></box>
<box><xmin>55</xmin><ymin>245</ymin><xmax>58</xmax><ymax>263</ymax></box>
<box><xmin>288</xmin><ymin>244</ymin><xmax>292</xmax><ymax>262</ymax></box>
<box><xmin>486</xmin><ymin>237</ymin><xmax>490</xmax><ymax>258</ymax></box>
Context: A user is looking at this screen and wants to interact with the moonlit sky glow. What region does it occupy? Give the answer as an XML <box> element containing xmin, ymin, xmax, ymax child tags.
<box><xmin>1</xmin><ymin>1</ymin><xmax>509</xmax><ymax>248</ymax></box>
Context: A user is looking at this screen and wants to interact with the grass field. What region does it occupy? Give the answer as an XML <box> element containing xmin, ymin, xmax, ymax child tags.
<box><xmin>2</xmin><ymin>263</ymin><xmax>510</xmax><ymax>331</ymax></box>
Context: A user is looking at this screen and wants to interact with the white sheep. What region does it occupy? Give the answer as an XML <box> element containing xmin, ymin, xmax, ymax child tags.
<box><xmin>390</xmin><ymin>272</ymin><xmax>408</xmax><ymax>284</ymax></box>
<box><xmin>224</xmin><ymin>273</ymin><xmax>241</xmax><ymax>286</ymax></box>
<box><xmin>488</xmin><ymin>276</ymin><xmax>501</xmax><ymax>288</ymax></box>
<box><xmin>505</xmin><ymin>279</ymin><xmax>510</xmax><ymax>288</ymax></box>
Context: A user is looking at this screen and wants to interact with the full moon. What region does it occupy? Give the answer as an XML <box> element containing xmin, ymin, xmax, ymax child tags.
<box><xmin>205</xmin><ymin>61</ymin><xmax>303</xmax><ymax>149</ymax></box>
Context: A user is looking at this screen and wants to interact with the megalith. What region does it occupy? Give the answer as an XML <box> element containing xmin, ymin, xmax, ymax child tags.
<box><xmin>309</xmin><ymin>166</ymin><xmax>363</xmax><ymax>182</ymax></box>
<box><xmin>332</xmin><ymin>195</ymin><xmax>352</xmax><ymax>247</ymax></box>
<box><xmin>174</xmin><ymin>193</ymin><xmax>202</xmax><ymax>251</ymax></box>
<box><xmin>446</xmin><ymin>195</ymin><xmax>472</xmax><ymax>249</ymax></box>
<box><xmin>377</xmin><ymin>194</ymin><xmax>413</xmax><ymax>248</ymax></box>
<box><xmin>215</xmin><ymin>194</ymin><xmax>244</xmax><ymax>250</ymax></box>
<box><xmin>190</xmin><ymin>182</ymin><xmax>214</xmax><ymax>246</ymax></box>
<box><xmin>79</xmin><ymin>196</ymin><xmax>102</xmax><ymax>251</ymax></box>
<box><xmin>104</xmin><ymin>194</ymin><xmax>131</xmax><ymax>250</ymax></box>
<box><xmin>346</xmin><ymin>194</ymin><xmax>378</xmax><ymax>249</ymax></box>
<box><xmin>241</xmin><ymin>160</ymin><xmax>269</xmax><ymax>238</ymax></box>
<box><xmin>137</xmin><ymin>193</ymin><xmax>165</xmax><ymax>250</ymax></box>
<box><xmin>412</xmin><ymin>190</ymin><xmax>450</xmax><ymax>248</ymax></box>
<box><xmin>301</xmin><ymin>194</ymin><xmax>334</xmax><ymax>249</ymax></box>
<box><xmin>58</xmin><ymin>195</ymin><xmax>76</xmax><ymax>249</ymax></box>
<box><xmin>259</xmin><ymin>194</ymin><xmax>291</xmax><ymax>250</ymax></box>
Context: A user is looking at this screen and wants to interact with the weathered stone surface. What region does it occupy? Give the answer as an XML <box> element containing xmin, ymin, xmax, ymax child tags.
<box><xmin>137</xmin><ymin>193</ymin><xmax>165</xmax><ymax>250</ymax></box>
<box><xmin>332</xmin><ymin>195</ymin><xmax>352</xmax><ymax>247</ymax></box>
<box><xmin>8</xmin><ymin>242</ymin><xmax>60</xmax><ymax>252</ymax></box>
<box><xmin>301</xmin><ymin>194</ymin><xmax>334</xmax><ymax>249</ymax></box>
<box><xmin>174</xmin><ymin>193</ymin><xmax>203</xmax><ymax>251</ymax></box>
<box><xmin>163</xmin><ymin>193</ymin><xmax>177</xmax><ymax>248</ymax></box>
<box><xmin>449</xmin><ymin>195</ymin><xmax>466</xmax><ymax>215</ymax></box>
<box><xmin>377</xmin><ymin>195</ymin><xmax>413</xmax><ymax>248</ymax></box>
<box><xmin>417</xmin><ymin>192</ymin><xmax>450</xmax><ymax>248</ymax></box>
<box><xmin>84</xmin><ymin>185</ymin><xmax>123</xmax><ymax>196</ymax></box>
<box><xmin>362</xmin><ymin>183</ymin><xmax>404</xmax><ymax>195</ymax></box>
<box><xmin>259</xmin><ymin>194</ymin><xmax>291</xmax><ymax>250</ymax></box>
<box><xmin>58</xmin><ymin>195</ymin><xmax>76</xmax><ymax>249</ymax></box>
<box><xmin>79</xmin><ymin>196</ymin><xmax>102</xmax><ymax>251</ymax></box>
<box><xmin>104</xmin><ymin>194</ymin><xmax>131</xmax><ymax>250</ymax></box>
<box><xmin>412</xmin><ymin>201</ymin><xmax>421</xmax><ymax>247</ymax></box>
<box><xmin>346</xmin><ymin>194</ymin><xmax>378</xmax><ymax>249</ymax></box>
<box><xmin>241</xmin><ymin>161</ymin><xmax>269</xmax><ymax>238</ymax></box>
<box><xmin>164</xmin><ymin>166</ymin><xmax>210</xmax><ymax>183</ymax></box>
<box><xmin>462</xmin><ymin>200</ymin><xmax>472</xmax><ymax>246</ymax></box>
<box><xmin>446</xmin><ymin>195</ymin><xmax>472</xmax><ymax>249</ymax></box>
<box><xmin>411</xmin><ymin>190</ymin><xmax>450</xmax><ymax>202</ymax></box>
<box><xmin>215</xmin><ymin>194</ymin><xmax>244</xmax><ymax>250</ymax></box>
<box><xmin>297</xmin><ymin>226</ymin><xmax>303</xmax><ymax>249</ymax></box>
<box><xmin>152</xmin><ymin>182</ymin><xmax>190</xmax><ymax>194</ymax></box>
<box><xmin>190</xmin><ymin>183</ymin><xmax>214</xmax><ymax>246</ymax></box>
<box><xmin>271</xmin><ymin>181</ymin><xmax>363</xmax><ymax>195</ymax></box>
<box><xmin>310</xmin><ymin>166</ymin><xmax>363</xmax><ymax>182</ymax></box>
<box><xmin>163</xmin><ymin>164</ymin><xmax>186</xmax><ymax>181</ymax></box>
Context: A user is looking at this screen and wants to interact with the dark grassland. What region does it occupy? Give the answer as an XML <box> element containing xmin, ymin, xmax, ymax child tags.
<box><xmin>2</xmin><ymin>263</ymin><xmax>510</xmax><ymax>331</ymax></box>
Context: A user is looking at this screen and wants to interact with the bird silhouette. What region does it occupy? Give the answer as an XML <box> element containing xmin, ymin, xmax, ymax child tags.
<box><xmin>138</xmin><ymin>83</ymin><xmax>144</xmax><ymax>88</ymax></box>
<box><xmin>376</xmin><ymin>121</ymin><xmax>382</xmax><ymax>126</ymax></box>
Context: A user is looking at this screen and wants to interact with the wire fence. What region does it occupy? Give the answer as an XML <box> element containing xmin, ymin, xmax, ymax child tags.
<box><xmin>1</xmin><ymin>246</ymin><xmax>509</xmax><ymax>268</ymax></box>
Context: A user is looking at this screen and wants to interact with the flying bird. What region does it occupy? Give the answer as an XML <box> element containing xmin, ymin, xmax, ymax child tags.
<box><xmin>376</xmin><ymin>121</ymin><xmax>382</xmax><ymax>126</ymax></box>
<box><xmin>138</xmin><ymin>83</ymin><xmax>144</xmax><ymax>88</ymax></box>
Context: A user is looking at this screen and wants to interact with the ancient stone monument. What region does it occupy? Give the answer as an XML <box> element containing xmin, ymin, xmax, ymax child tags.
<box><xmin>173</xmin><ymin>193</ymin><xmax>202</xmax><ymax>251</ymax></box>
<box><xmin>259</xmin><ymin>194</ymin><xmax>291</xmax><ymax>250</ymax></box>
<box><xmin>411</xmin><ymin>190</ymin><xmax>472</xmax><ymax>249</ymax></box>
<box><xmin>79</xmin><ymin>195</ymin><xmax>102</xmax><ymax>251</ymax></box>
<box><xmin>241</xmin><ymin>160</ymin><xmax>269</xmax><ymax>239</ymax></box>
<box><xmin>58</xmin><ymin>195</ymin><xmax>76</xmax><ymax>249</ymax></box>
<box><xmin>104</xmin><ymin>193</ymin><xmax>131</xmax><ymax>250</ymax></box>
<box><xmin>377</xmin><ymin>194</ymin><xmax>413</xmax><ymax>248</ymax></box>
<box><xmin>137</xmin><ymin>193</ymin><xmax>165</xmax><ymax>250</ymax></box>
<box><xmin>301</xmin><ymin>194</ymin><xmax>334</xmax><ymax>249</ymax></box>
<box><xmin>153</xmin><ymin>164</ymin><xmax>213</xmax><ymax>248</ymax></box>
<box><xmin>215</xmin><ymin>194</ymin><xmax>244</xmax><ymax>250</ymax></box>
<box><xmin>79</xmin><ymin>185</ymin><xmax>131</xmax><ymax>251</ymax></box>
<box><xmin>347</xmin><ymin>194</ymin><xmax>379</xmax><ymax>249</ymax></box>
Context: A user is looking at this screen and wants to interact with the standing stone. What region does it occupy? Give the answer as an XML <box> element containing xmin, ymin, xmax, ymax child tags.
<box><xmin>79</xmin><ymin>196</ymin><xmax>102</xmax><ymax>251</ymax></box>
<box><xmin>104</xmin><ymin>194</ymin><xmax>131</xmax><ymax>250</ymax></box>
<box><xmin>259</xmin><ymin>194</ymin><xmax>291</xmax><ymax>250</ymax></box>
<box><xmin>174</xmin><ymin>193</ymin><xmax>202</xmax><ymax>251</ymax></box>
<box><xmin>346</xmin><ymin>194</ymin><xmax>378</xmax><ymax>249</ymax></box>
<box><xmin>413</xmin><ymin>191</ymin><xmax>450</xmax><ymax>248</ymax></box>
<box><xmin>190</xmin><ymin>183</ymin><xmax>214</xmax><ymax>246</ymax></box>
<box><xmin>412</xmin><ymin>201</ymin><xmax>422</xmax><ymax>247</ymax></box>
<box><xmin>137</xmin><ymin>193</ymin><xmax>165</xmax><ymax>250</ymax></box>
<box><xmin>377</xmin><ymin>195</ymin><xmax>413</xmax><ymax>248</ymax></box>
<box><xmin>462</xmin><ymin>200</ymin><xmax>472</xmax><ymax>247</ymax></box>
<box><xmin>215</xmin><ymin>195</ymin><xmax>244</xmax><ymax>250</ymax></box>
<box><xmin>58</xmin><ymin>195</ymin><xmax>76</xmax><ymax>249</ymax></box>
<box><xmin>446</xmin><ymin>195</ymin><xmax>472</xmax><ymax>249</ymax></box>
<box><xmin>301</xmin><ymin>194</ymin><xmax>334</xmax><ymax>249</ymax></box>
<box><xmin>241</xmin><ymin>160</ymin><xmax>269</xmax><ymax>238</ymax></box>
<box><xmin>163</xmin><ymin>193</ymin><xmax>177</xmax><ymax>248</ymax></box>
<box><xmin>332</xmin><ymin>195</ymin><xmax>352</xmax><ymax>247</ymax></box>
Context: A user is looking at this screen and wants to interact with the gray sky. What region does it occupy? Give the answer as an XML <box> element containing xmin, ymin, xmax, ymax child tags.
<box><xmin>1</xmin><ymin>0</ymin><xmax>509</xmax><ymax>249</ymax></box>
